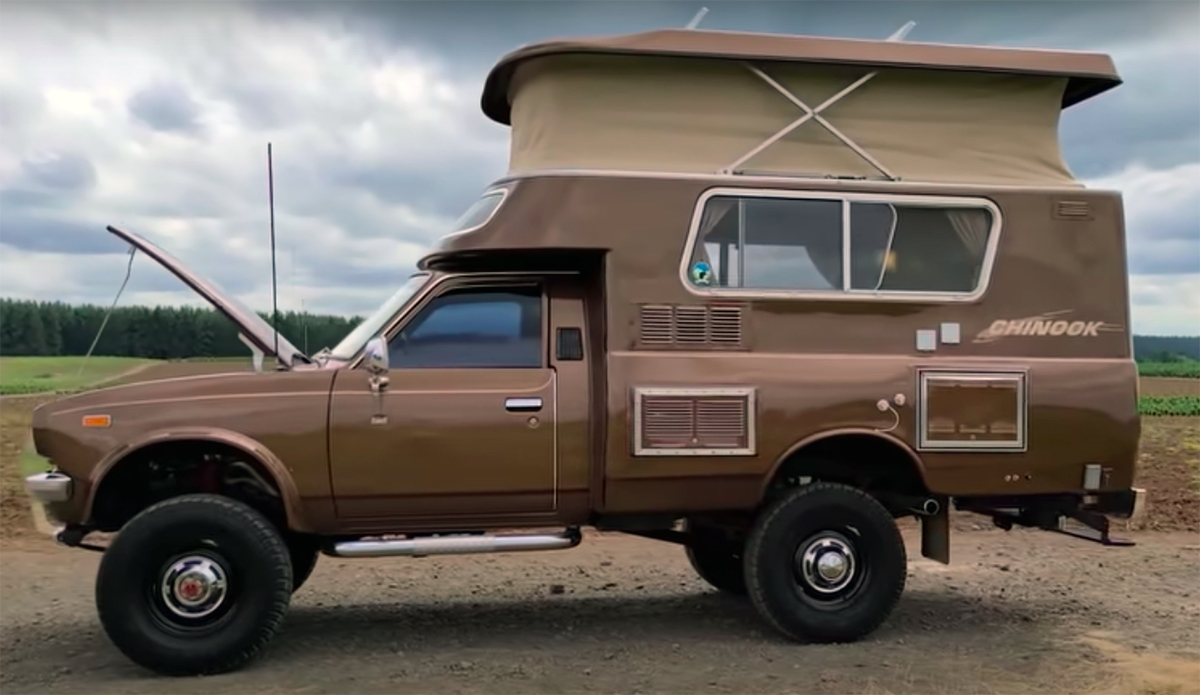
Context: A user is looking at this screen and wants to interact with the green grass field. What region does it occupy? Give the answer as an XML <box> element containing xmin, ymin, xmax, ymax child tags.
<box><xmin>1139</xmin><ymin>396</ymin><xmax>1200</xmax><ymax>417</ymax></box>
<box><xmin>1138</xmin><ymin>360</ymin><xmax>1200</xmax><ymax>379</ymax></box>
<box><xmin>0</xmin><ymin>356</ymin><xmax>158</xmax><ymax>395</ymax></box>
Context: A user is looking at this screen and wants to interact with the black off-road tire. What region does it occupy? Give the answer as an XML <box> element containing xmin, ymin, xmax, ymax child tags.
<box><xmin>685</xmin><ymin>525</ymin><xmax>747</xmax><ymax>596</ymax></box>
<box><xmin>744</xmin><ymin>482</ymin><xmax>906</xmax><ymax>644</ymax></box>
<box><xmin>285</xmin><ymin>532</ymin><xmax>320</xmax><ymax>593</ymax></box>
<box><xmin>95</xmin><ymin>493</ymin><xmax>293</xmax><ymax>676</ymax></box>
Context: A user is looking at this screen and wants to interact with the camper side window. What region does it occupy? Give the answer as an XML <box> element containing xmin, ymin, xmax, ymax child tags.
<box><xmin>687</xmin><ymin>192</ymin><xmax>995</xmax><ymax>298</ymax></box>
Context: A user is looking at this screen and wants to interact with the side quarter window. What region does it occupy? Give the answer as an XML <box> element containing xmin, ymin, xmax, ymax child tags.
<box><xmin>387</xmin><ymin>286</ymin><xmax>543</xmax><ymax>368</ymax></box>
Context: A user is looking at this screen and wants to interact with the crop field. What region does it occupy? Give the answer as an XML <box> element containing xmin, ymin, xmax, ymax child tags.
<box><xmin>1</xmin><ymin>358</ymin><xmax>1197</xmax><ymax>694</ymax></box>
<box><xmin>1138</xmin><ymin>360</ymin><xmax>1200</xmax><ymax>379</ymax></box>
<box><xmin>0</xmin><ymin>356</ymin><xmax>157</xmax><ymax>395</ymax></box>
<box><xmin>0</xmin><ymin>355</ymin><xmax>254</xmax><ymax>396</ymax></box>
<box><xmin>1138</xmin><ymin>370</ymin><xmax>1200</xmax><ymax>416</ymax></box>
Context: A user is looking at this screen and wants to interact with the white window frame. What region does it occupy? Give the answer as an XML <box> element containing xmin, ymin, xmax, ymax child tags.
<box><xmin>916</xmin><ymin>370</ymin><xmax>1028</xmax><ymax>452</ymax></box>
<box><xmin>435</xmin><ymin>185</ymin><xmax>512</xmax><ymax>246</ymax></box>
<box><xmin>678</xmin><ymin>187</ymin><xmax>1003</xmax><ymax>304</ymax></box>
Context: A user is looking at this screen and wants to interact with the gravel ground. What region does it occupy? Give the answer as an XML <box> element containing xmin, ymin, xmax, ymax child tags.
<box><xmin>2</xmin><ymin>526</ymin><xmax>1198</xmax><ymax>695</ymax></box>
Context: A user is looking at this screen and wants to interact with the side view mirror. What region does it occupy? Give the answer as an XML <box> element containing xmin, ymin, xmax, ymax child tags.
<box><xmin>364</xmin><ymin>336</ymin><xmax>389</xmax><ymax>375</ymax></box>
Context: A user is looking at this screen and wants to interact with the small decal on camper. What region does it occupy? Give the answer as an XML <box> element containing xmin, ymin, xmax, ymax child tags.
<box><xmin>690</xmin><ymin>260</ymin><xmax>713</xmax><ymax>286</ymax></box>
<box><xmin>972</xmin><ymin>310</ymin><xmax>1123</xmax><ymax>344</ymax></box>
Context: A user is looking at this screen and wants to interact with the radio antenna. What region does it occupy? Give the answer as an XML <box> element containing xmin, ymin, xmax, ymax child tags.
<box><xmin>267</xmin><ymin>142</ymin><xmax>279</xmax><ymax>363</ymax></box>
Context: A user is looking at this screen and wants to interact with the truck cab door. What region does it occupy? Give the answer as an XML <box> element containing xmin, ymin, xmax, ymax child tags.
<box><xmin>327</xmin><ymin>278</ymin><xmax>559</xmax><ymax>521</ymax></box>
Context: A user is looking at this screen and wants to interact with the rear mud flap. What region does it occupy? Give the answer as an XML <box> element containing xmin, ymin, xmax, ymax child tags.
<box><xmin>920</xmin><ymin>502</ymin><xmax>950</xmax><ymax>564</ymax></box>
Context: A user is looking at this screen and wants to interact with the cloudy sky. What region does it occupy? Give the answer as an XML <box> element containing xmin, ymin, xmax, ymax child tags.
<box><xmin>0</xmin><ymin>0</ymin><xmax>1196</xmax><ymax>337</ymax></box>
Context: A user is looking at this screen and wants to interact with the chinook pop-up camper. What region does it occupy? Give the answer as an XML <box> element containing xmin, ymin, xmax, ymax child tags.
<box><xmin>26</xmin><ymin>24</ymin><xmax>1142</xmax><ymax>676</ymax></box>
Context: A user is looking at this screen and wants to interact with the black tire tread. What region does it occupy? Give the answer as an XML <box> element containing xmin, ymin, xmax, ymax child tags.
<box><xmin>744</xmin><ymin>482</ymin><xmax>906</xmax><ymax>643</ymax></box>
<box><xmin>95</xmin><ymin>493</ymin><xmax>293</xmax><ymax>676</ymax></box>
<box><xmin>684</xmin><ymin>528</ymin><xmax>747</xmax><ymax>596</ymax></box>
<box><xmin>285</xmin><ymin>533</ymin><xmax>321</xmax><ymax>593</ymax></box>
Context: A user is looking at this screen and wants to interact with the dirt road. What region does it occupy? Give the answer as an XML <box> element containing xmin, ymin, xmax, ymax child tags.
<box><xmin>2</xmin><ymin>527</ymin><xmax>1198</xmax><ymax>695</ymax></box>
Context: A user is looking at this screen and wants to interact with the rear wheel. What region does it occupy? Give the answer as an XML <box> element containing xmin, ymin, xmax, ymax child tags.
<box><xmin>684</xmin><ymin>524</ymin><xmax>747</xmax><ymax>596</ymax></box>
<box><xmin>744</xmin><ymin>482</ymin><xmax>906</xmax><ymax>643</ymax></box>
<box><xmin>95</xmin><ymin>493</ymin><xmax>293</xmax><ymax>675</ymax></box>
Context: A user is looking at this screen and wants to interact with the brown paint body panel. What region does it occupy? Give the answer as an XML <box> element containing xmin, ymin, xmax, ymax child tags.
<box><xmin>32</xmin><ymin>370</ymin><xmax>338</xmax><ymax>532</ymax></box>
<box><xmin>31</xmin><ymin>171</ymin><xmax>1139</xmax><ymax>536</ymax></box>
<box><xmin>328</xmin><ymin>368</ymin><xmax>559</xmax><ymax>518</ymax></box>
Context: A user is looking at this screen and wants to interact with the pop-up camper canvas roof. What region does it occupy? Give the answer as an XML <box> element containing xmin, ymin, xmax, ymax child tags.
<box><xmin>481</xmin><ymin>28</ymin><xmax>1121</xmax><ymax>186</ymax></box>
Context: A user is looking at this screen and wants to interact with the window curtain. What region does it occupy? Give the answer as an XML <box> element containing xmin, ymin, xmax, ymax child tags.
<box><xmin>694</xmin><ymin>198</ymin><xmax>736</xmax><ymax>283</ymax></box>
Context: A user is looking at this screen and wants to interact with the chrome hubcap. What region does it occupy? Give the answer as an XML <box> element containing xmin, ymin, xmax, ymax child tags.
<box><xmin>796</xmin><ymin>533</ymin><xmax>857</xmax><ymax>594</ymax></box>
<box><xmin>160</xmin><ymin>554</ymin><xmax>228</xmax><ymax>619</ymax></box>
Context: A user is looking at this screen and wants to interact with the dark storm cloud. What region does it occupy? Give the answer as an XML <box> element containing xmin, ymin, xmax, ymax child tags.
<box><xmin>0</xmin><ymin>153</ymin><xmax>103</xmax><ymax>253</ymax></box>
<box><xmin>1061</xmin><ymin>41</ymin><xmax>1200</xmax><ymax>179</ymax></box>
<box><xmin>259</xmin><ymin>0</ymin><xmax>1198</xmax><ymax>179</ymax></box>
<box><xmin>1139</xmin><ymin>209</ymin><xmax>1200</xmax><ymax>244</ymax></box>
<box><xmin>0</xmin><ymin>0</ymin><xmax>1194</xmax><ymax>331</ymax></box>
<box><xmin>221</xmin><ymin>83</ymin><xmax>295</xmax><ymax>131</ymax></box>
<box><xmin>22</xmin><ymin>152</ymin><xmax>96</xmax><ymax>192</ymax></box>
<box><xmin>313</xmin><ymin>257</ymin><xmax>416</xmax><ymax>289</ymax></box>
<box><xmin>1131</xmin><ymin>239</ymin><xmax>1200</xmax><ymax>276</ymax></box>
<box><xmin>0</xmin><ymin>214</ymin><xmax>125</xmax><ymax>255</ymax></box>
<box><xmin>328</xmin><ymin>151</ymin><xmax>508</xmax><ymax>219</ymax></box>
<box><xmin>258</xmin><ymin>0</ymin><xmax>1194</xmax><ymax>70</ymax></box>
<box><xmin>127</xmin><ymin>82</ymin><xmax>204</xmax><ymax>135</ymax></box>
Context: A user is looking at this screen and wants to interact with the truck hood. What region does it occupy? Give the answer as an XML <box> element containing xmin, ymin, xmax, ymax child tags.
<box><xmin>106</xmin><ymin>225</ymin><xmax>309</xmax><ymax>369</ymax></box>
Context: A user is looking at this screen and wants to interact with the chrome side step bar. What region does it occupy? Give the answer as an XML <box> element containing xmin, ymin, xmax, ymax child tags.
<box><xmin>328</xmin><ymin>527</ymin><xmax>582</xmax><ymax>558</ymax></box>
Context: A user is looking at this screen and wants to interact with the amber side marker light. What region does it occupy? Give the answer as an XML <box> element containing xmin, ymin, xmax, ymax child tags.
<box><xmin>81</xmin><ymin>414</ymin><xmax>112</xmax><ymax>428</ymax></box>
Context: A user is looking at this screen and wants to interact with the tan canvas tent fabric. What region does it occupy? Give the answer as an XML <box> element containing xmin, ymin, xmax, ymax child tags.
<box><xmin>507</xmin><ymin>53</ymin><xmax>1079</xmax><ymax>185</ymax></box>
<box><xmin>484</xmin><ymin>29</ymin><xmax>1120</xmax><ymax>186</ymax></box>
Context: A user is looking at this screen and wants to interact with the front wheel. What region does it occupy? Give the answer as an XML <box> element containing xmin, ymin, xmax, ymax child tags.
<box><xmin>95</xmin><ymin>494</ymin><xmax>293</xmax><ymax>676</ymax></box>
<box><xmin>744</xmin><ymin>482</ymin><xmax>907</xmax><ymax>643</ymax></box>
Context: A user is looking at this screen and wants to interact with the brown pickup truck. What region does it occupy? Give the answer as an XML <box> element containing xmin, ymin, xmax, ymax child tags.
<box><xmin>25</xmin><ymin>26</ymin><xmax>1144</xmax><ymax>677</ymax></box>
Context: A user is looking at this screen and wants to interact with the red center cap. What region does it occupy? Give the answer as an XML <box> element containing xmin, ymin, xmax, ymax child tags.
<box><xmin>180</xmin><ymin>577</ymin><xmax>203</xmax><ymax>599</ymax></box>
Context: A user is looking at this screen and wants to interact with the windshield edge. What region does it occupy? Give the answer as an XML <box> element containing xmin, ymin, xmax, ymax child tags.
<box><xmin>328</xmin><ymin>272</ymin><xmax>431</xmax><ymax>361</ymax></box>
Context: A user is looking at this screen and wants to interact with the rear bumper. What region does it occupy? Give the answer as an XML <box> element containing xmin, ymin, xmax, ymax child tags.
<box><xmin>956</xmin><ymin>487</ymin><xmax>1147</xmax><ymax>534</ymax></box>
<box><xmin>1086</xmin><ymin>487</ymin><xmax>1146</xmax><ymax>521</ymax></box>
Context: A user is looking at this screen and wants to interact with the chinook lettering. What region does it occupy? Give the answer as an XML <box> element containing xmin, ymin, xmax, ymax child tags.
<box><xmin>973</xmin><ymin>310</ymin><xmax>1123</xmax><ymax>344</ymax></box>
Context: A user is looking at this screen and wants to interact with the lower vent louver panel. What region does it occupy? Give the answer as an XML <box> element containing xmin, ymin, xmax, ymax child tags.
<box><xmin>632</xmin><ymin>387</ymin><xmax>756</xmax><ymax>456</ymax></box>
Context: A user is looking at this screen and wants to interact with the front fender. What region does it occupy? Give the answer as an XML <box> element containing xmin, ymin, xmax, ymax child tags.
<box><xmin>84</xmin><ymin>427</ymin><xmax>311</xmax><ymax>533</ymax></box>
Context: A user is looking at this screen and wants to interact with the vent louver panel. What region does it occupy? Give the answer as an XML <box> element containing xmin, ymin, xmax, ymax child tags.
<box><xmin>641</xmin><ymin>397</ymin><xmax>695</xmax><ymax>448</ymax></box>
<box><xmin>637</xmin><ymin>304</ymin><xmax>745</xmax><ymax>349</ymax></box>
<box><xmin>1053</xmin><ymin>199</ymin><xmax>1092</xmax><ymax>220</ymax></box>
<box><xmin>634</xmin><ymin>387</ymin><xmax>756</xmax><ymax>456</ymax></box>
<box><xmin>695</xmin><ymin>398</ymin><xmax>747</xmax><ymax>448</ymax></box>
<box><xmin>639</xmin><ymin>305</ymin><xmax>674</xmax><ymax>345</ymax></box>
<box><xmin>708</xmin><ymin>305</ymin><xmax>743</xmax><ymax>345</ymax></box>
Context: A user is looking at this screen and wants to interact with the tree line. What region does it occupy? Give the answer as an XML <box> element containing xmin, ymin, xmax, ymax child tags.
<box><xmin>0</xmin><ymin>297</ymin><xmax>1197</xmax><ymax>361</ymax></box>
<box><xmin>1134</xmin><ymin>336</ymin><xmax>1200</xmax><ymax>362</ymax></box>
<box><xmin>0</xmin><ymin>298</ymin><xmax>361</xmax><ymax>359</ymax></box>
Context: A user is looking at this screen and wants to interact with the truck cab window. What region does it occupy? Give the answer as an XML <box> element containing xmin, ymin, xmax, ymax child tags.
<box><xmin>387</xmin><ymin>286</ymin><xmax>543</xmax><ymax>368</ymax></box>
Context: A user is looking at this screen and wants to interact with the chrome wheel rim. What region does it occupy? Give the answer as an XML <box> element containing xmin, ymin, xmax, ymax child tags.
<box><xmin>794</xmin><ymin>531</ymin><xmax>858</xmax><ymax>596</ymax></box>
<box><xmin>159</xmin><ymin>553</ymin><xmax>229</xmax><ymax>620</ymax></box>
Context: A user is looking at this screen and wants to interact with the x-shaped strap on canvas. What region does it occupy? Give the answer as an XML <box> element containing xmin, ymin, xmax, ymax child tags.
<box><xmin>719</xmin><ymin>22</ymin><xmax>915</xmax><ymax>180</ymax></box>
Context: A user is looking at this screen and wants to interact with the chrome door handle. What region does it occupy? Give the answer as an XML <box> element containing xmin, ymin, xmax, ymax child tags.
<box><xmin>505</xmin><ymin>397</ymin><xmax>543</xmax><ymax>412</ymax></box>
